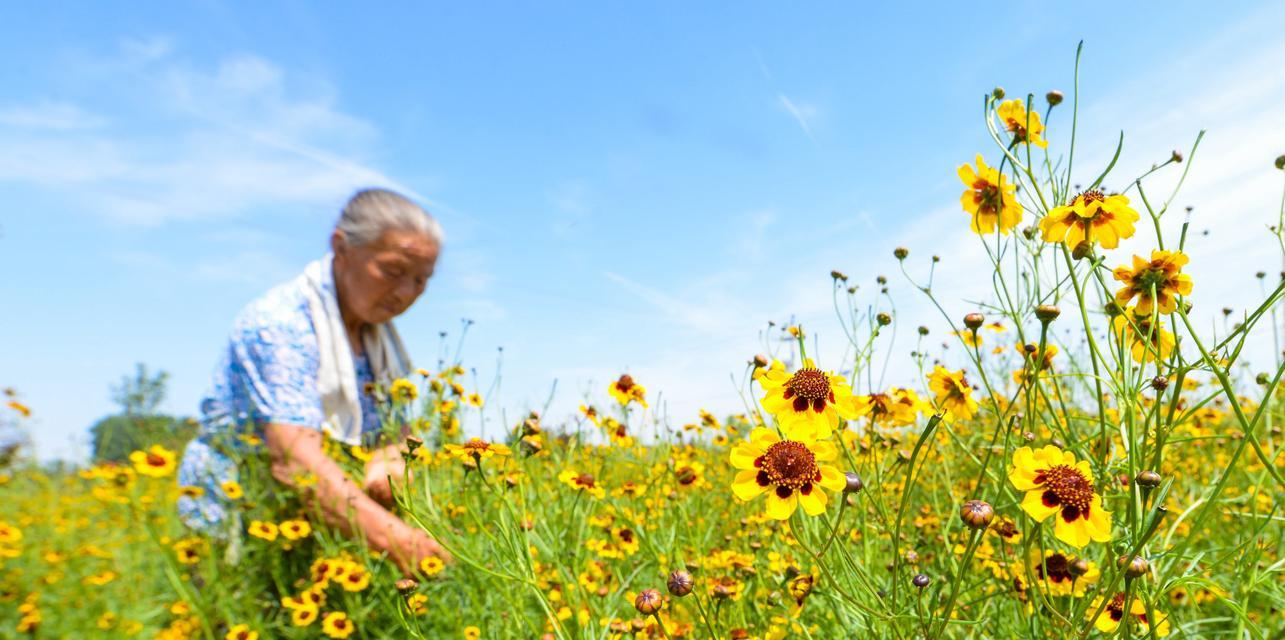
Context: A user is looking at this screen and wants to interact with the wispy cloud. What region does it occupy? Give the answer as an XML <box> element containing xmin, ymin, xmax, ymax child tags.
<box><xmin>776</xmin><ymin>94</ymin><xmax>818</xmax><ymax>144</ymax></box>
<box><xmin>0</xmin><ymin>101</ymin><xmax>107</xmax><ymax>130</ymax></box>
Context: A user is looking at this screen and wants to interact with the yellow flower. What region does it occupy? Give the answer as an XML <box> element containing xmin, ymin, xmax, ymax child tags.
<box><xmin>729</xmin><ymin>427</ymin><xmax>846</xmax><ymax>520</ymax></box>
<box><xmin>1013</xmin><ymin>550</ymin><xmax>1099</xmax><ymax>598</ymax></box>
<box><xmin>290</xmin><ymin>605</ymin><xmax>319</xmax><ymax>627</ymax></box>
<box><xmin>1112</xmin><ymin>250</ymin><xmax>1193</xmax><ymax>315</ymax></box>
<box><xmin>1112</xmin><ymin>308</ymin><xmax>1176</xmax><ymax>363</ymax></box>
<box><xmin>757</xmin><ymin>360</ymin><xmax>865</xmax><ymax>440</ymax></box>
<box><xmin>927</xmin><ymin>366</ymin><xmax>978</xmax><ymax>420</ymax></box>
<box><xmin>279</xmin><ymin>519</ymin><xmax>312</xmax><ymax>541</ymax></box>
<box><xmin>608</xmin><ymin>374</ymin><xmax>647</xmax><ymax>407</ymax></box>
<box><xmin>996</xmin><ymin>99</ymin><xmax>1047</xmax><ymax>148</ymax></box>
<box><xmin>247</xmin><ymin>521</ymin><xmax>278</xmax><ymax>542</ymax></box>
<box><xmin>225</xmin><ymin>624</ymin><xmax>258</xmax><ymax>640</ymax></box>
<box><xmin>321</xmin><ymin>611</ymin><xmax>355</xmax><ymax>638</ymax></box>
<box><xmin>1039</xmin><ymin>190</ymin><xmax>1139</xmax><ymax>249</ymax></box>
<box><xmin>6</xmin><ymin>400</ymin><xmax>31</xmax><ymax>417</ymax></box>
<box><xmin>558</xmin><ymin>469</ymin><xmax>607</xmax><ymax>499</ymax></box>
<box><xmin>220</xmin><ymin>481</ymin><xmax>243</xmax><ymax>500</ymax></box>
<box><xmin>861</xmin><ymin>388</ymin><xmax>925</xmax><ymax>428</ymax></box>
<box><xmin>464</xmin><ymin>392</ymin><xmax>484</xmax><ymax>407</ymax></box>
<box><xmin>338</xmin><ymin>564</ymin><xmax>370</xmax><ymax>592</ymax></box>
<box><xmin>1087</xmin><ymin>592</ymin><xmax>1170</xmax><ymax>637</ymax></box>
<box><xmin>958</xmin><ymin>154</ymin><xmax>1022</xmax><ymax>234</ymax></box>
<box><xmin>463</xmin><ymin>627</ymin><xmax>482</xmax><ymax>640</ymax></box>
<box><xmin>419</xmin><ymin>556</ymin><xmax>445</xmax><ymax>577</ymax></box>
<box><xmin>390</xmin><ymin>378</ymin><xmax>419</xmax><ymax>403</ymax></box>
<box><xmin>444</xmin><ymin>438</ymin><xmax>511</xmax><ymax>464</ymax></box>
<box><xmin>1008</xmin><ymin>446</ymin><xmax>1112</xmax><ymax>548</ymax></box>
<box><xmin>129</xmin><ymin>445</ymin><xmax>177</xmax><ymax>478</ymax></box>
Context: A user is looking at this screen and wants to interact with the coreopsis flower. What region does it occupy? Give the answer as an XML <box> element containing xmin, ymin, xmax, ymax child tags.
<box><xmin>609</xmin><ymin>374</ymin><xmax>647</xmax><ymax>407</ymax></box>
<box><xmin>958</xmin><ymin>154</ymin><xmax>1022</xmax><ymax>234</ymax></box>
<box><xmin>444</xmin><ymin>438</ymin><xmax>511</xmax><ymax>464</ymax></box>
<box><xmin>558</xmin><ymin>469</ymin><xmax>607</xmax><ymax>499</ymax></box>
<box><xmin>321</xmin><ymin>611</ymin><xmax>355</xmax><ymax>639</ymax></box>
<box><xmin>996</xmin><ymin>99</ymin><xmax>1048</xmax><ymax>148</ymax></box>
<box><xmin>862</xmin><ymin>388</ymin><xmax>926</xmax><ymax>428</ymax></box>
<box><xmin>1112</xmin><ymin>250</ymin><xmax>1193</xmax><ymax>315</ymax></box>
<box><xmin>129</xmin><ymin>445</ymin><xmax>177</xmax><ymax>478</ymax></box>
<box><xmin>927</xmin><ymin>366</ymin><xmax>978</xmax><ymax>420</ymax></box>
<box><xmin>220</xmin><ymin>480</ymin><xmax>244</xmax><ymax>500</ymax></box>
<box><xmin>1087</xmin><ymin>593</ymin><xmax>1171</xmax><ymax>637</ymax></box>
<box><xmin>1014</xmin><ymin>550</ymin><xmax>1099</xmax><ymax>598</ymax></box>
<box><xmin>757</xmin><ymin>359</ymin><xmax>865</xmax><ymax>439</ymax></box>
<box><xmin>1039</xmin><ymin>190</ymin><xmax>1139</xmax><ymax>249</ymax></box>
<box><xmin>1013</xmin><ymin>342</ymin><xmax>1058</xmax><ymax>385</ymax></box>
<box><xmin>279</xmin><ymin>519</ymin><xmax>312</xmax><ymax>541</ymax></box>
<box><xmin>247</xmin><ymin>521</ymin><xmax>278</xmax><ymax>542</ymax></box>
<box><xmin>225</xmin><ymin>624</ymin><xmax>258</xmax><ymax>640</ymax></box>
<box><xmin>338</xmin><ymin>565</ymin><xmax>370</xmax><ymax>592</ymax></box>
<box><xmin>389</xmin><ymin>378</ymin><xmax>418</xmax><ymax>403</ymax></box>
<box><xmin>463</xmin><ymin>627</ymin><xmax>482</xmax><ymax>640</ymax></box>
<box><xmin>419</xmin><ymin>556</ymin><xmax>445</xmax><ymax>577</ymax></box>
<box><xmin>290</xmin><ymin>605</ymin><xmax>319</xmax><ymax>627</ymax></box>
<box><xmin>1112</xmin><ymin>308</ymin><xmax>1177</xmax><ymax>363</ymax></box>
<box><xmin>1008</xmin><ymin>446</ymin><xmax>1112</xmax><ymax>548</ymax></box>
<box><xmin>729</xmin><ymin>427</ymin><xmax>846</xmax><ymax>520</ymax></box>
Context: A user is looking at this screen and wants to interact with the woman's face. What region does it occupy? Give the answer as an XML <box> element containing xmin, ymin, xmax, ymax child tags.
<box><xmin>332</xmin><ymin>227</ymin><xmax>440</xmax><ymax>326</ymax></box>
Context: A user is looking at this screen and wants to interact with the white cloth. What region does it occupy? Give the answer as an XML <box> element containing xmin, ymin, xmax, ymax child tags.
<box><xmin>298</xmin><ymin>253</ymin><xmax>412</xmax><ymax>445</ymax></box>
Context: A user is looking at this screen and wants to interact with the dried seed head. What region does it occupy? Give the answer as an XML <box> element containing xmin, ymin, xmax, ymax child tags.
<box><xmin>894</xmin><ymin>247</ymin><xmax>909</xmax><ymax>260</ymax></box>
<box><xmin>1046</xmin><ymin>90</ymin><xmax>1064</xmax><ymax>106</ymax></box>
<box><xmin>912</xmin><ymin>573</ymin><xmax>931</xmax><ymax>589</ymax></box>
<box><xmin>1135</xmin><ymin>470</ymin><xmax>1162</xmax><ymax>488</ymax></box>
<box><xmin>1035</xmin><ymin>304</ymin><xmax>1061</xmax><ymax>323</ymax></box>
<box><xmin>843</xmin><ymin>471</ymin><xmax>864</xmax><ymax>494</ymax></box>
<box><xmin>959</xmin><ymin>500</ymin><xmax>995</xmax><ymax>529</ymax></box>
<box><xmin>963</xmin><ymin>313</ymin><xmax>985</xmax><ymax>330</ymax></box>
<box><xmin>666</xmin><ymin>570</ymin><xmax>693</xmax><ymax>597</ymax></box>
<box><xmin>634</xmin><ymin>589</ymin><xmax>663</xmax><ymax>615</ymax></box>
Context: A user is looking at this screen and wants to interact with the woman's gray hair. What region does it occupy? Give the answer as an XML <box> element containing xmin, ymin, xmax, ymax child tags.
<box><xmin>335</xmin><ymin>188</ymin><xmax>444</xmax><ymax>247</ymax></box>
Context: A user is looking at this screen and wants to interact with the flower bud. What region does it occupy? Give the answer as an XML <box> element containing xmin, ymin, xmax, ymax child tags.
<box><xmin>666</xmin><ymin>570</ymin><xmax>693</xmax><ymax>597</ymax></box>
<box><xmin>752</xmin><ymin>354</ymin><xmax>769</xmax><ymax>368</ymax></box>
<box><xmin>1046</xmin><ymin>90</ymin><xmax>1063</xmax><ymax>106</ymax></box>
<box><xmin>894</xmin><ymin>247</ymin><xmax>909</xmax><ymax>260</ymax></box>
<box><xmin>917</xmin><ymin>326</ymin><xmax>929</xmax><ymax>336</ymax></box>
<box><xmin>1256</xmin><ymin>372</ymin><xmax>1270</xmax><ymax>385</ymax></box>
<box><xmin>1171</xmin><ymin>150</ymin><xmax>1183</xmax><ymax>163</ymax></box>
<box><xmin>395</xmin><ymin>578</ymin><xmax>419</xmax><ymax>596</ymax></box>
<box><xmin>405</xmin><ymin>435</ymin><xmax>423</xmax><ymax>454</ymax></box>
<box><xmin>1068</xmin><ymin>558</ymin><xmax>1090</xmax><ymax>577</ymax></box>
<box><xmin>992</xmin><ymin>87</ymin><xmax>1005</xmax><ymax>100</ymax></box>
<box><xmin>634</xmin><ymin>588</ymin><xmax>663</xmax><ymax>615</ymax></box>
<box><xmin>831</xmin><ymin>270</ymin><xmax>848</xmax><ymax>282</ymax></box>
<box><xmin>1150</xmin><ymin>376</ymin><xmax>1168</xmax><ymax>391</ymax></box>
<box><xmin>963</xmin><ymin>313</ymin><xmax>984</xmax><ymax>330</ymax></box>
<box><xmin>876</xmin><ymin>312</ymin><xmax>892</xmax><ymax>326</ymax></box>
<box><xmin>1275</xmin><ymin>154</ymin><xmax>1285</xmax><ymax>171</ymax></box>
<box><xmin>959</xmin><ymin>500</ymin><xmax>994</xmax><ymax>529</ymax></box>
<box><xmin>1135</xmin><ymin>470</ymin><xmax>1161</xmax><ymax>488</ymax></box>
<box><xmin>912</xmin><ymin>573</ymin><xmax>931</xmax><ymax>589</ymax></box>
<box><xmin>1118</xmin><ymin>554</ymin><xmax>1149</xmax><ymax>579</ymax></box>
<box><xmin>843</xmin><ymin>471</ymin><xmax>864</xmax><ymax>494</ymax></box>
<box><xmin>1035</xmin><ymin>304</ymin><xmax>1060</xmax><ymax>323</ymax></box>
<box><xmin>1072</xmin><ymin>241</ymin><xmax>1093</xmax><ymax>261</ymax></box>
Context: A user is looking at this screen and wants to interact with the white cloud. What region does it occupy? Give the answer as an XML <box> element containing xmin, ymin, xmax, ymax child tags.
<box><xmin>777</xmin><ymin>94</ymin><xmax>819</xmax><ymax>144</ymax></box>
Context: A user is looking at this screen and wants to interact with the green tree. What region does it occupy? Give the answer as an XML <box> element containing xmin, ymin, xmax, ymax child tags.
<box><xmin>89</xmin><ymin>363</ymin><xmax>196</xmax><ymax>463</ymax></box>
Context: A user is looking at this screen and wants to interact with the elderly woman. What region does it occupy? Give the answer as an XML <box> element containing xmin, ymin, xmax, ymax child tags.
<box><xmin>177</xmin><ymin>188</ymin><xmax>448</xmax><ymax>572</ymax></box>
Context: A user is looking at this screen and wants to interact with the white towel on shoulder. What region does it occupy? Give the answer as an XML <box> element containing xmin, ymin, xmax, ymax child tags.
<box><xmin>298</xmin><ymin>253</ymin><xmax>412</xmax><ymax>445</ymax></box>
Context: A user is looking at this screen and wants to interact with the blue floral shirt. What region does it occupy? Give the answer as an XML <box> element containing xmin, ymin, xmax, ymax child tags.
<box><xmin>177</xmin><ymin>270</ymin><xmax>381</xmax><ymax>532</ymax></box>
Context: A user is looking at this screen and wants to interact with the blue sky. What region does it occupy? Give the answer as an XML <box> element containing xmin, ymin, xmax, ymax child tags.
<box><xmin>3</xmin><ymin>2</ymin><xmax>1283</xmax><ymax>460</ymax></box>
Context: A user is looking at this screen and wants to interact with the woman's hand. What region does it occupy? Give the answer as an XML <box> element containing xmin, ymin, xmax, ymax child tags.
<box><xmin>363</xmin><ymin>444</ymin><xmax>409</xmax><ymax>508</ymax></box>
<box><xmin>387</xmin><ymin>524</ymin><xmax>452</xmax><ymax>576</ymax></box>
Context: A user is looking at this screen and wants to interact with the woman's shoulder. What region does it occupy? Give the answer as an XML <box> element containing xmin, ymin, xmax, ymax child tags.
<box><xmin>228</xmin><ymin>278</ymin><xmax>315</xmax><ymax>346</ymax></box>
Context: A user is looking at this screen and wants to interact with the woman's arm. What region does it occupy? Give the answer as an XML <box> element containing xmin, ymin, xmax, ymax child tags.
<box><xmin>262</xmin><ymin>422</ymin><xmax>447</xmax><ymax>573</ymax></box>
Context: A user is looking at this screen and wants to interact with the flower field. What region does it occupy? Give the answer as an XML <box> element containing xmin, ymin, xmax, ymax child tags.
<box><xmin>4</xmin><ymin>53</ymin><xmax>1285</xmax><ymax>639</ymax></box>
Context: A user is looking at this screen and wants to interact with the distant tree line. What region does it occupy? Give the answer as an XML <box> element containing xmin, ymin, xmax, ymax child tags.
<box><xmin>89</xmin><ymin>364</ymin><xmax>197</xmax><ymax>463</ymax></box>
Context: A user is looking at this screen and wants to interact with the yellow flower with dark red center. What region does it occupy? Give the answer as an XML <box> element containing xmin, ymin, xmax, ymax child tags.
<box><xmin>464</xmin><ymin>392</ymin><xmax>484</xmax><ymax>407</ymax></box>
<box><xmin>558</xmin><ymin>469</ymin><xmax>607</xmax><ymax>499</ymax></box>
<box><xmin>321</xmin><ymin>611</ymin><xmax>355</xmax><ymax>638</ymax></box>
<box><xmin>1013</xmin><ymin>342</ymin><xmax>1058</xmax><ymax>385</ymax></box>
<box><xmin>225</xmin><ymin>624</ymin><xmax>258</xmax><ymax>640</ymax></box>
<box><xmin>729</xmin><ymin>427</ymin><xmax>846</xmax><ymax>520</ymax></box>
<box><xmin>444</xmin><ymin>438</ymin><xmax>511</xmax><ymax>464</ymax></box>
<box><xmin>927</xmin><ymin>366</ymin><xmax>978</xmax><ymax>420</ymax></box>
<box><xmin>996</xmin><ymin>99</ymin><xmax>1047</xmax><ymax>148</ymax></box>
<box><xmin>419</xmin><ymin>556</ymin><xmax>445</xmax><ymax>577</ymax></box>
<box><xmin>339</xmin><ymin>565</ymin><xmax>370</xmax><ymax>592</ymax></box>
<box><xmin>178</xmin><ymin>485</ymin><xmax>205</xmax><ymax>499</ymax></box>
<box><xmin>609</xmin><ymin>374</ymin><xmax>647</xmax><ymax>407</ymax></box>
<box><xmin>1013</xmin><ymin>550</ymin><xmax>1099</xmax><ymax>598</ymax></box>
<box><xmin>389</xmin><ymin>378</ymin><xmax>418</xmax><ymax>403</ymax></box>
<box><xmin>220</xmin><ymin>481</ymin><xmax>243</xmax><ymax>500</ymax></box>
<box><xmin>1111</xmin><ymin>307</ymin><xmax>1176</xmax><ymax>363</ymax></box>
<box><xmin>0</xmin><ymin>522</ymin><xmax>21</xmax><ymax>544</ymax></box>
<box><xmin>129</xmin><ymin>445</ymin><xmax>177</xmax><ymax>478</ymax></box>
<box><xmin>1039</xmin><ymin>190</ymin><xmax>1139</xmax><ymax>249</ymax></box>
<box><xmin>757</xmin><ymin>360</ymin><xmax>864</xmax><ymax>440</ymax></box>
<box><xmin>1088</xmin><ymin>592</ymin><xmax>1170</xmax><ymax>637</ymax></box>
<box><xmin>279</xmin><ymin>519</ymin><xmax>312</xmax><ymax>541</ymax></box>
<box><xmin>958</xmin><ymin>154</ymin><xmax>1022</xmax><ymax>234</ymax></box>
<box><xmin>861</xmin><ymin>388</ymin><xmax>924</xmax><ymax>428</ymax></box>
<box><xmin>463</xmin><ymin>627</ymin><xmax>482</xmax><ymax>640</ymax></box>
<box><xmin>248</xmin><ymin>521</ymin><xmax>278</xmax><ymax>542</ymax></box>
<box><xmin>1008</xmin><ymin>446</ymin><xmax>1112</xmax><ymax>548</ymax></box>
<box><xmin>1112</xmin><ymin>250</ymin><xmax>1193</xmax><ymax>315</ymax></box>
<box><xmin>290</xmin><ymin>605</ymin><xmax>318</xmax><ymax>627</ymax></box>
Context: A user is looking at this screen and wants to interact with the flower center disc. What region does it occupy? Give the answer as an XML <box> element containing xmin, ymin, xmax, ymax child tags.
<box><xmin>1035</xmin><ymin>464</ymin><xmax>1095</xmax><ymax>515</ymax></box>
<box><xmin>784</xmin><ymin>368</ymin><xmax>834</xmax><ymax>413</ymax></box>
<box><xmin>756</xmin><ymin>441</ymin><xmax>820</xmax><ymax>490</ymax></box>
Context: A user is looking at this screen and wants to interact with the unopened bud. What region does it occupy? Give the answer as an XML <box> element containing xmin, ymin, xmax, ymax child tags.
<box><xmin>666</xmin><ymin>570</ymin><xmax>693</xmax><ymax>597</ymax></box>
<box><xmin>1275</xmin><ymin>154</ymin><xmax>1285</xmax><ymax>171</ymax></box>
<box><xmin>1046</xmin><ymin>90</ymin><xmax>1063</xmax><ymax>106</ymax></box>
<box><xmin>959</xmin><ymin>500</ymin><xmax>995</xmax><ymax>529</ymax></box>
<box><xmin>1136</xmin><ymin>470</ymin><xmax>1161</xmax><ymax>488</ymax></box>
<box><xmin>917</xmin><ymin>326</ymin><xmax>929</xmax><ymax>336</ymax></box>
<box><xmin>634</xmin><ymin>588</ymin><xmax>663</xmax><ymax>615</ymax></box>
<box><xmin>1150</xmin><ymin>376</ymin><xmax>1168</xmax><ymax>391</ymax></box>
<box><xmin>395</xmin><ymin>578</ymin><xmax>419</xmax><ymax>596</ymax></box>
<box><xmin>1171</xmin><ymin>150</ymin><xmax>1183</xmax><ymax>163</ymax></box>
<box><xmin>1068</xmin><ymin>558</ymin><xmax>1090</xmax><ymax>577</ymax></box>
<box><xmin>843</xmin><ymin>471</ymin><xmax>864</xmax><ymax>494</ymax></box>
<box><xmin>1118</xmin><ymin>555</ymin><xmax>1149</xmax><ymax>579</ymax></box>
<box><xmin>912</xmin><ymin>573</ymin><xmax>931</xmax><ymax>589</ymax></box>
<box><xmin>831</xmin><ymin>270</ymin><xmax>848</xmax><ymax>282</ymax></box>
<box><xmin>752</xmin><ymin>354</ymin><xmax>769</xmax><ymax>368</ymax></box>
<box><xmin>405</xmin><ymin>436</ymin><xmax>423</xmax><ymax>454</ymax></box>
<box><xmin>1035</xmin><ymin>304</ymin><xmax>1060</xmax><ymax>323</ymax></box>
<box><xmin>1072</xmin><ymin>241</ymin><xmax>1093</xmax><ymax>261</ymax></box>
<box><xmin>992</xmin><ymin>87</ymin><xmax>1005</xmax><ymax>100</ymax></box>
<box><xmin>1256</xmin><ymin>372</ymin><xmax>1270</xmax><ymax>385</ymax></box>
<box><xmin>877</xmin><ymin>312</ymin><xmax>892</xmax><ymax>326</ymax></box>
<box><xmin>894</xmin><ymin>247</ymin><xmax>909</xmax><ymax>260</ymax></box>
<box><xmin>963</xmin><ymin>313</ymin><xmax>984</xmax><ymax>330</ymax></box>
